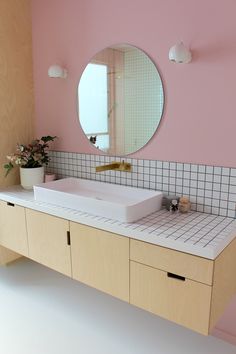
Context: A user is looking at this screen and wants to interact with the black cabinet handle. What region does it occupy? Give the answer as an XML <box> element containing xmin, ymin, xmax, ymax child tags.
<box><xmin>167</xmin><ymin>272</ymin><xmax>185</xmax><ymax>281</ymax></box>
<box><xmin>67</xmin><ymin>231</ymin><xmax>71</xmax><ymax>245</ymax></box>
<box><xmin>7</xmin><ymin>202</ymin><xmax>15</xmax><ymax>207</ymax></box>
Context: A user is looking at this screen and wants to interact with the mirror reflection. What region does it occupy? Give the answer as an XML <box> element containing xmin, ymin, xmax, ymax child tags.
<box><xmin>78</xmin><ymin>44</ymin><xmax>164</xmax><ymax>155</ymax></box>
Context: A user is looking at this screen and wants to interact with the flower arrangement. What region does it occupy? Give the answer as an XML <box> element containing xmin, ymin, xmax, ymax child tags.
<box><xmin>4</xmin><ymin>136</ymin><xmax>56</xmax><ymax>176</ymax></box>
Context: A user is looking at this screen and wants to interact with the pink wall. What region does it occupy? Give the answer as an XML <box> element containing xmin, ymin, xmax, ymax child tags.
<box><xmin>31</xmin><ymin>0</ymin><xmax>236</xmax><ymax>340</ymax></box>
<box><xmin>32</xmin><ymin>0</ymin><xmax>236</xmax><ymax>167</ymax></box>
<box><xmin>211</xmin><ymin>294</ymin><xmax>236</xmax><ymax>345</ymax></box>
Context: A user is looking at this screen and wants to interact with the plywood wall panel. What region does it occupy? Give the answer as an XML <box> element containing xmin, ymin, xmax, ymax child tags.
<box><xmin>0</xmin><ymin>0</ymin><xmax>34</xmax><ymax>187</ymax></box>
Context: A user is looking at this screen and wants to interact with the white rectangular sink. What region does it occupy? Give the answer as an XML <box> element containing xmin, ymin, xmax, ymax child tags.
<box><xmin>34</xmin><ymin>177</ymin><xmax>163</xmax><ymax>223</ymax></box>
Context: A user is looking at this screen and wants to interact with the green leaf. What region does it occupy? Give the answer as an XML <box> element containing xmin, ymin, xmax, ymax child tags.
<box><xmin>4</xmin><ymin>162</ymin><xmax>14</xmax><ymax>177</ymax></box>
<box><xmin>41</xmin><ymin>136</ymin><xmax>57</xmax><ymax>143</ymax></box>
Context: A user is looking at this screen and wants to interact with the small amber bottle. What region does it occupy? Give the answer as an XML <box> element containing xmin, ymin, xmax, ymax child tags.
<box><xmin>179</xmin><ymin>196</ymin><xmax>191</xmax><ymax>213</ymax></box>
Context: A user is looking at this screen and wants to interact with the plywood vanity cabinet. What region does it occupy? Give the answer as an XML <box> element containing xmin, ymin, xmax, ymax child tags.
<box><xmin>70</xmin><ymin>222</ymin><xmax>129</xmax><ymax>302</ymax></box>
<box><xmin>129</xmin><ymin>238</ymin><xmax>236</xmax><ymax>335</ymax></box>
<box><xmin>0</xmin><ymin>193</ymin><xmax>235</xmax><ymax>336</ymax></box>
<box><xmin>0</xmin><ymin>245</ymin><xmax>21</xmax><ymax>265</ymax></box>
<box><xmin>0</xmin><ymin>200</ymin><xmax>28</xmax><ymax>257</ymax></box>
<box><xmin>25</xmin><ymin>209</ymin><xmax>71</xmax><ymax>277</ymax></box>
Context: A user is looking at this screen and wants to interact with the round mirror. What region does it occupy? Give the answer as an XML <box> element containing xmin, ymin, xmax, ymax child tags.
<box><xmin>78</xmin><ymin>44</ymin><xmax>164</xmax><ymax>155</ymax></box>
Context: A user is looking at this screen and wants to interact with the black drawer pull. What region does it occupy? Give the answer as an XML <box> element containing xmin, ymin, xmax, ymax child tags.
<box><xmin>7</xmin><ymin>202</ymin><xmax>15</xmax><ymax>207</ymax></box>
<box><xmin>167</xmin><ymin>272</ymin><xmax>185</xmax><ymax>281</ymax></box>
<box><xmin>67</xmin><ymin>231</ymin><xmax>71</xmax><ymax>246</ymax></box>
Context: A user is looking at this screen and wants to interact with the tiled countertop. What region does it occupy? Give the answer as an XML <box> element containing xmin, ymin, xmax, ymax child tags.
<box><xmin>0</xmin><ymin>186</ymin><xmax>236</xmax><ymax>260</ymax></box>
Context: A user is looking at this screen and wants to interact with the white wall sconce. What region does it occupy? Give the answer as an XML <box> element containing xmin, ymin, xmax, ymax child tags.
<box><xmin>48</xmin><ymin>65</ymin><xmax>68</xmax><ymax>78</ymax></box>
<box><xmin>169</xmin><ymin>42</ymin><xmax>192</xmax><ymax>64</ymax></box>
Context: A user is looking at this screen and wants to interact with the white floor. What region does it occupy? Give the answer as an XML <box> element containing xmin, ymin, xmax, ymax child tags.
<box><xmin>0</xmin><ymin>259</ymin><xmax>235</xmax><ymax>354</ymax></box>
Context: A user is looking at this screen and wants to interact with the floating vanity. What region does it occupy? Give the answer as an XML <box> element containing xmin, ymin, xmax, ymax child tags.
<box><xmin>0</xmin><ymin>185</ymin><xmax>236</xmax><ymax>336</ymax></box>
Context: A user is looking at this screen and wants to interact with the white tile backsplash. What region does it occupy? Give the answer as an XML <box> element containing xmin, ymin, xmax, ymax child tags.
<box><xmin>222</xmin><ymin>167</ymin><xmax>230</xmax><ymax>176</ymax></box>
<box><xmin>206</xmin><ymin>166</ymin><xmax>214</xmax><ymax>174</ymax></box>
<box><xmin>47</xmin><ymin>151</ymin><xmax>236</xmax><ymax>218</ymax></box>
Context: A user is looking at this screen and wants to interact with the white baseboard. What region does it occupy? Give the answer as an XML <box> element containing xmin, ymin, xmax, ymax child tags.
<box><xmin>212</xmin><ymin>327</ymin><xmax>236</xmax><ymax>346</ymax></box>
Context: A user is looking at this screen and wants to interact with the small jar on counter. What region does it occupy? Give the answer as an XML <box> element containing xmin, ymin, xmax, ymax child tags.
<box><xmin>178</xmin><ymin>197</ymin><xmax>191</xmax><ymax>213</ymax></box>
<box><xmin>44</xmin><ymin>173</ymin><xmax>56</xmax><ymax>183</ymax></box>
<box><xmin>163</xmin><ymin>195</ymin><xmax>180</xmax><ymax>212</ymax></box>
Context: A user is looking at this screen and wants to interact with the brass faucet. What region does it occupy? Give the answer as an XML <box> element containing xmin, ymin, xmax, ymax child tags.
<box><xmin>95</xmin><ymin>160</ymin><xmax>132</xmax><ymax>172</ymax></box>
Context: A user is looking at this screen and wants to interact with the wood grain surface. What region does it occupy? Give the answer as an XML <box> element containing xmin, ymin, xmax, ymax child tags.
<box><xmin>0</xmin><ymin>0</ymin><xmax>34</xmax><ymax>187</ymax></box>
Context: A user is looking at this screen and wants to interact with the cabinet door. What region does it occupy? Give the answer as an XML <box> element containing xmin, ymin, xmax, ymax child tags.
<box><xmin>70</xmin><ymin>222</ymin><xmax>129</xmax><ymax>302</ymax></box>
<box><xmin>130</xmin><ymin>261</ymin><xmax>212</xmax><ymax>335</ymax></box>
<box><xmin>26</xmin><ymin>209</ymin><xmax>71</xmax><ymax>277</ymax></box>
<box><xmin>0</xmin><ymin>200</ymin><xmax>28</xmax><ymax>256</ymax></box>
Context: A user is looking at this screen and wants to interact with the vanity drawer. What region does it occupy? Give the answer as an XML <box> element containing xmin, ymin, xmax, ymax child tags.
<box><xmin>130</xmin><ymin>261</ymin><xmax>212</xmax><ymax>335</ymax></box>
<box><xmin>130</xmin><ymin>239</ymin><xmax>213</xmax><ymax>285</ymax></box>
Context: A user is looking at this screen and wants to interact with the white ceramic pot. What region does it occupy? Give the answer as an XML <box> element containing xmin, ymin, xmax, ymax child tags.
<box><xmin>20</xmin><ymin>166</ymin><xmax>45</xmax><ymax>190</ymax></box>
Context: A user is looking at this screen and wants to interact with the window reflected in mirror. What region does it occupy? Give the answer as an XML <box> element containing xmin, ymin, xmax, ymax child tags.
<box><xmin>78</xmin><ymin>44</ymin><xmax>164</xmax><ymax>156</ymax></box>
